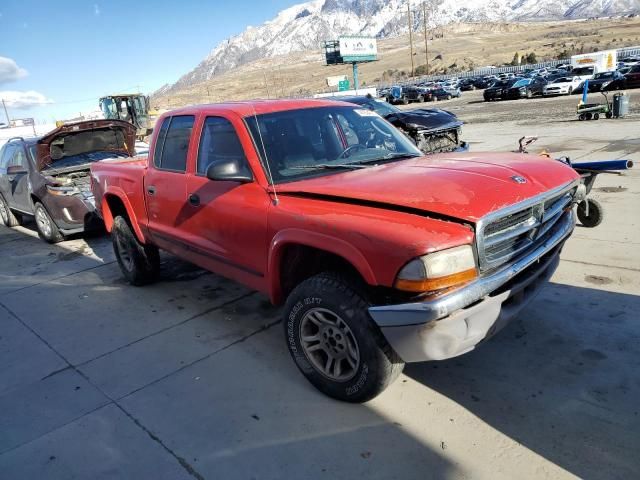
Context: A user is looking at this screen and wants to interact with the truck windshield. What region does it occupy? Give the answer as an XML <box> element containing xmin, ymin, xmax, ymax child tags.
<box><xmin>246</xmin><ymin>106</ymin><xmax>422</xmax><ymax>184</ymax></box>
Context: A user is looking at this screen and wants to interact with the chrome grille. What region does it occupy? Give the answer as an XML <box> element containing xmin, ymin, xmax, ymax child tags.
<box><xmin>477</xmin><ymin>183</ymin><xmax>576</xmax><ymax>272</ymax></box>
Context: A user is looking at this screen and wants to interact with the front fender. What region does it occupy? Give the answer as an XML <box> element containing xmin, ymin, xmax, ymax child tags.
<box><xmin>267</xmin><ymin>228</ymin><xmax>377</xmax><ymax>304</ymax></box>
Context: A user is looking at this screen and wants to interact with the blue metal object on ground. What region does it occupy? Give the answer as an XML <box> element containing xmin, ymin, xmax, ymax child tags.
<box><xmin>571</xmin><ymin>160</ymin><xmax>633</xmax><ymax>171</ymax></box>
<box><xmin>582</xmin><ymin>80</ymin><xmax>589</xmax><ymax>104</ymax></box>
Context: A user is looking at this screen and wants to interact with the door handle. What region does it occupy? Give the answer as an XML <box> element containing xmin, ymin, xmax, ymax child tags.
<box><xmin>147</xmin><ymin>186</ymin><xmax>156</xmax><ymax>195</ymax></box>
<box><xmin>189</xmin><ymin>193</ymin><xmax>200</xmax><ymax>206</ymax></box>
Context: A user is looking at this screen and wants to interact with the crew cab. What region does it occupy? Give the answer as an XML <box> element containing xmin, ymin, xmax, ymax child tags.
<box><xmin>90</xmin><ymin>99</ymin><xmax>581</xmax><ymax>402</ymax></box>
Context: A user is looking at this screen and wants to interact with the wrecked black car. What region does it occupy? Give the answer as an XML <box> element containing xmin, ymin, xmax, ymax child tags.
<box><xmin>341</xmin><ymin>95</ymin><xmax>467</xmax><ymax>154</ymax></box>
<box><xmin>0</xmin><ymin>120</ymin><xmax>136</xmax><ymax>243</ymax></box>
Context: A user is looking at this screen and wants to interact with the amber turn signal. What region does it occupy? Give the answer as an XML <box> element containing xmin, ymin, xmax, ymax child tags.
<box><xmin>394</xmin><ymin>268</ymin><xmax>478</xmax><ymax>293</ymax></box>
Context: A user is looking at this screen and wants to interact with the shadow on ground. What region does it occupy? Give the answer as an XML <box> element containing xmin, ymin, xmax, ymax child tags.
<box><xmin>0</xmin><ymin>224</ymin><xmax>457</xmax><ymax>479</ymax></box>
<box><xmin>405</xmin><ymin>282</ymin><xmax>640</xmax><ymax>479</ymax></box>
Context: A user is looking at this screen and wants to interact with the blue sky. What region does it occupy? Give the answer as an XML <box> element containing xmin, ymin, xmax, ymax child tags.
<box><xmin>0</xmin><ymin>0</ymin><xmax>296</xmax><ymax>123</ymax></box>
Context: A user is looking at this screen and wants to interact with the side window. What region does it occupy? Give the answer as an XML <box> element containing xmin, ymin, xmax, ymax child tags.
<box><xmin>154</xmin><ymin>115</ymin><xmax>194</xmax><ymax>172</ymax></box>
<box><xmin>197</xmin><ymin>117</ymin><xmax>248</xmax><ymax>175</ymax></box>
<box><xmin>9</xmin><ymin>147</ymin><xmax>28</xmax><ymax>169</ymax></box>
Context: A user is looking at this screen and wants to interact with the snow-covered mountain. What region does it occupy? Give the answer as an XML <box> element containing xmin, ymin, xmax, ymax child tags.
<box><xmin>160</xmin><ymin>0</ymin><xmax>639</xmax><ymax>93</ymax></box>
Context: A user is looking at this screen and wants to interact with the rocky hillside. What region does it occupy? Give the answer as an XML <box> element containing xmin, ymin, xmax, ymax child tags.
<box><xmin>156</xmin><ymin>0</ymin><xmax>640</xmax><ymax>96</ymax></box>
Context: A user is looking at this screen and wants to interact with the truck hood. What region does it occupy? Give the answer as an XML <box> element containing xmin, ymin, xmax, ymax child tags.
<box><xmin>275</xmin><ymin>152</ymin><xmax>579</xmax><ymax>223</ymax></box>
<box><xmin>385</xmin><ymin>108</ymin><xmax>462</xmax><ymax>133</ymax></box>
<box><xmin>36</xmin><ymin>119</ymin><xmax>136</xmax><ymax>171</ymax></box>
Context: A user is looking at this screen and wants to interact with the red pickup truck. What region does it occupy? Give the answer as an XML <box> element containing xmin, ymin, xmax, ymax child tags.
<box><xmin>91</xmin><ymin>99</ymin><xmax>581</xmax><ymax>402</ymax></box>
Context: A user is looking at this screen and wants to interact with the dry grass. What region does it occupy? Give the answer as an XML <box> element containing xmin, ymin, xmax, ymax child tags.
<box><xmin>151</xmin><ymin>17</ymin><xmax>640</xmax><ymax>111</ymax></box>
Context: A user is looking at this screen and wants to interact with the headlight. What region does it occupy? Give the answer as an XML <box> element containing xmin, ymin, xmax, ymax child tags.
<box><xmin>395</xmin><ymin>245</ymin><xmax>478</xmax><ymax>293</ymax></box>
<box><xmin>46</xmin><ymin>184</ymin><xmax>80</xmax><ymax>196</ymax></box>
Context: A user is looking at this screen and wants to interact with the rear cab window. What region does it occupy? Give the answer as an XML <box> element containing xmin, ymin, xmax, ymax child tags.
<box><xmin>196</xmin><ymin>116</ymin><xmax>249</xmax><ymax>175</ymax></box>
<box><xmin>152</xmin><ymin>115</ymin><xmax>194</xmax><ymax>172</ymax></box>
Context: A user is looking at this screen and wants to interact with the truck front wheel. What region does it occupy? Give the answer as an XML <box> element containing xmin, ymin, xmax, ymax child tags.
<box><xmin>112</xmin><ymin>216</ymin><xmax>160</xmax><ymax>285</ymax></box>
<box><xmin>284</xmin><ymin>272</ymin><xmax>404</xmax><ymax>402</ymax></box>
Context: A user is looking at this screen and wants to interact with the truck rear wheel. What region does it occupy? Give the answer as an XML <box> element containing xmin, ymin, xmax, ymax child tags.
<box><xmin>112</xmin><ymin>216</ymin><xmax>160</xmax><ymax>285</ymax></box>
<box><xmin>284</xmin><ymin>272</ymin><xmax>404</xmax><ymax>403</ymax></box>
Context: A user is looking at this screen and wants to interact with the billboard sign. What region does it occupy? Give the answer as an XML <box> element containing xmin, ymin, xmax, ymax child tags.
<box><xmin>338</xmin><ymin>36</ymin><xmax>377</xmax><ymax>62</ymax></box>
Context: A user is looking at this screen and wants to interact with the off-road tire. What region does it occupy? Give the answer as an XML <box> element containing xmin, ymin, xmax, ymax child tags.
<box><xmin>112</xmin><ymin>216</ymin><xmax>160</xmax><ymax>285</ymax></box>
<box><xmin>0</xmin><ymin>195</ymin><xmax>21</xmax><ymax>227</ymax></box>
<box><xmin>284</xmin><ymin>272</ymin><xmax>404</xmax><ymax>403</ymax></box>
<box><xmin>34</xmin><ymin>202</ymin><xmax>64</xmax><ymax>243</ymax></box>
<box><xmin>577</xmin><ymin>199</ymin><xmax>603</xmax><ymax>228</ymax></box>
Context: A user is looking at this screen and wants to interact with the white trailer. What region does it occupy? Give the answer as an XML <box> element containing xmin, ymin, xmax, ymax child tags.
<box><xmin>571</xmin><ymin>50</ymin><xmax>617</xmax><ymax>74</ymax></box>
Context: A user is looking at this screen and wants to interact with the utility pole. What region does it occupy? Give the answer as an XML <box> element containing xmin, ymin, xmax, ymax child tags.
<box><xmin>1</xmin><ymin>99</ymin><xmax>10</xmax><ymax>126</ymax></box>
<box><xmin>423</xmin><ymin>2</ymin><xmax>429</xmax><ymax>76</ymax></box>
<box><xmin>408</xmin><ymin>0</ymin><xmax>415</xmax><ymax>77</ymax></box>
<box><xmin>263</xmin><ymin>71</ymin><xmax>271</xmax><ymax>98</ymax></box>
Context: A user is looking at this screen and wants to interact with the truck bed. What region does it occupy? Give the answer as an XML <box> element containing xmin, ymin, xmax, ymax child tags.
<box><xmin>90</xmin><ymin>155</ymin><xmax>149</xmax><ymax>233</ymax></box>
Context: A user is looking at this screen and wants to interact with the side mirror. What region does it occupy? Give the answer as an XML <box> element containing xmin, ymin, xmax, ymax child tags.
<box><xmin>205</xmin><ymin>159</ymin><xmax>253</xmax><ymax>183</ymax></box>
<box><xmin>6</xmin><ymin>165</ymin><xmax>27</xmax><ymax>175</ymax></box>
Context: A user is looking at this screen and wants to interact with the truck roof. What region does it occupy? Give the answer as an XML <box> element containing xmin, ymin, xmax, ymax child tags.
<box><xmin>163</xmin><ymin>98</ymin><xmax>355</xmax><ymax>118</ymax></box>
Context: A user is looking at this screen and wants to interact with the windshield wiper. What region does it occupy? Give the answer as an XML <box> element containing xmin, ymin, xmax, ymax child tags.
<box><xmin>290</xmin><ymin>163</ymin><xmax>370</xmax><ymax>170</ymax></box>
<box><xmin>355</xmin><ymin>152</ymin><xmax>422</xmax><ymax>165</ymax></box>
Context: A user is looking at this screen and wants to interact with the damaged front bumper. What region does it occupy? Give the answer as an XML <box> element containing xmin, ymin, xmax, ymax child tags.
<box><xmin>369</xmin><ymin>210</ymin><xmax>575</xmax><ymax>362</ymax></box>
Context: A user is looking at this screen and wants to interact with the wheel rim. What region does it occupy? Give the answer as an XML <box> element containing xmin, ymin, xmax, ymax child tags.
<box><xmin>35</xmin><ymin>207</ymin><xmax>52</xmax><ymax>237</ymax></box>
<box><xmin>0</xmin><ymin>199</ymin><xmax>8</xmax><ymax>225</ymax></box>
<box><xmin>115</xmin><ymin>233</ymin><xmax>134</xmax><ymax>272</ymax></box>
<box><xmin>300</xmin><ymin>308</ymin><xmax>360</xmax><ymax>382</ymax></box>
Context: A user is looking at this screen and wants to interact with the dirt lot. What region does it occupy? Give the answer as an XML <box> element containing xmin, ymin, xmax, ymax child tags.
<box><xmin>0</xmin><ymin>101</ymin><xmax>639</xmax><ymax>479</ymax></box>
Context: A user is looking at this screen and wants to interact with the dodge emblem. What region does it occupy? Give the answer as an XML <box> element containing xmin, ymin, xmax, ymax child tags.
<box><xmin>511</xmin><ymin>175</ymin><xmax>527</xmax><ymax>184</ymax></box>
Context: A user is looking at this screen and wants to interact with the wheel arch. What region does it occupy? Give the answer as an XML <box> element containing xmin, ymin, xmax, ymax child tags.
<box><xmin>101</xmin><ymin>189</ymin><xmax>146</xmax><ymax>243</ymax></box>
<box><xmin>268</xmin><ymin>229</ymin><xmax>377</xmax><ymax>305</ymax></box>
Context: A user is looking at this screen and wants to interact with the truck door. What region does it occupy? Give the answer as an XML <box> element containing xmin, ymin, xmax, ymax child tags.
<box><xmin>181</xmin><ymin>115</ymin><xmax>270</xmax><ymax>290</ymax></box>
<box><xmin>143</xmin><ymin>115</ymin><xmax>194</xmax><ymax>254</ymax></box>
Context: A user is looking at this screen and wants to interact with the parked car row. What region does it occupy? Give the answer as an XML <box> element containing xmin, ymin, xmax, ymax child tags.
<box><xmin>380</xmin><ymin>59</ymin><xmax>640</xmax><ymax>105</ymax></box>
<box><xmin>384</xmin><ymin>82</ymin><xmax>462</xmax><ymax>105</ymax></box>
